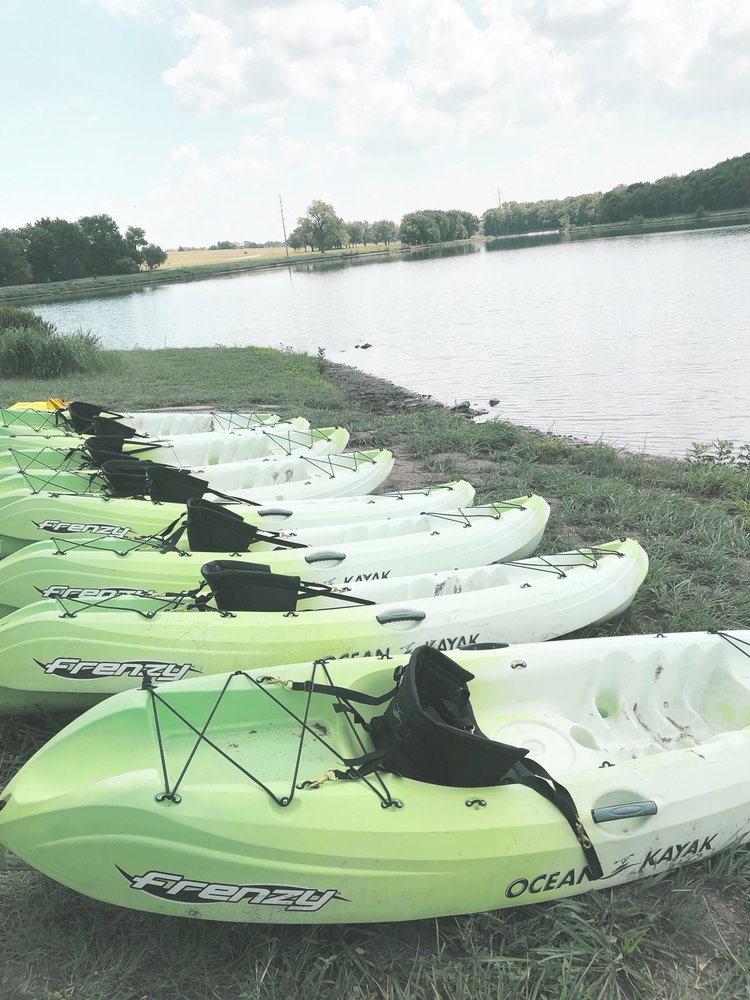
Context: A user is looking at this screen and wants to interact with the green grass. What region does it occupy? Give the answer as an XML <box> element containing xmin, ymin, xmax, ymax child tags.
<box><xmin>1</xmin><ymin>346</ymin><xmax>750</xmax><ymax>999</ymax></box>
<box><xmin>0</xmin><ymin>345</ymin><xmax>348</xmax><ymax>416</ymax></box>
<box><xmin>0</xmin><ymin>306</ymin><xmax>104</xmax><ymax>377</ymax></box>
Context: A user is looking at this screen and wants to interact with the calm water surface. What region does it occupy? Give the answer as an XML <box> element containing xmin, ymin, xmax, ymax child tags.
<box><xmin>36</xmin><ymin>226</ymin><xmax>750</xmax><ymax>456</ymax></box>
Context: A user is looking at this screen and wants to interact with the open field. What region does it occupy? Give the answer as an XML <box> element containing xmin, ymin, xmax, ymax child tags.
<box><xmin>0</xmin><ymin>243</ymin><xmax>407</xmax><ymax>308</ymax></box>
<box><xmin>164</xmin><ymin>247</ymin><xmax>289</xmax><ymax>268</ymax></box>
<box><xmin>164</xmin><ymin>244</ymin><xmax>404</xmax><ymax>270</ymax></box>
<box><xmin>1</xmin><ymin>347</ymin><xmax>750</xmax><ymax>998</ymax></box>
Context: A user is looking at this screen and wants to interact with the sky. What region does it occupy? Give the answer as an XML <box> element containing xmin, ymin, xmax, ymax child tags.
<box><xmin>2</xmin><ymin>0</ymin><xmax>749</xmax><ymax>249</ymax></box>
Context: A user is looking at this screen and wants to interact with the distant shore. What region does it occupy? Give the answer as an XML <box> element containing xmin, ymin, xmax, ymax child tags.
<box><xmin>1</xmin><ymin>205</ymin><xmax>748</xmax><ymax>308</ymax></box>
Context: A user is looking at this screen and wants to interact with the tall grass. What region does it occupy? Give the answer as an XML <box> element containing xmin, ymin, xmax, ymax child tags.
<box><xmin>0</xmin><ymin>326</ymin><xmax>103</xmax><ymax>377</ymax></box>
<box><xmin>0</xmin><ymin>306</ymin><xmax>103</xmax><ymax>377</ymax></box>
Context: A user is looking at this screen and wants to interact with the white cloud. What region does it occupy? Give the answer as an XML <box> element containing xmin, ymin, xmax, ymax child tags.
<box><xmin>624</xmin><ymin>0</ymin><xmax>750</xmax><ymax>90</ymax></box>
<box><xmin>278</xmin><ymin>137</ymin><xmax>358</xmax><ymax>171</ymax></box>
<box><xmin>144</xmin><ymin>0</ymin><xmax>585</xmax><ymax>147</ymax></box>
<box><xmin>91</xmin><ymin>0</ymin><xmax>750</xmax><ymax>149</ymax></box>
<box><xmin>242</xmin><ymin>135</ymin><xmax>268</xmax><ymax>151</ymax></box>
<box><xmin>172</xmin><ymin>142</ymin><xmax>199</xmax><ymax>160</ymax></box>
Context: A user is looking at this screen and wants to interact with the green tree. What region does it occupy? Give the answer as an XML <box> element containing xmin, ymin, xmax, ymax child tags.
<box><xmin>288</xmin><ymin>219</ymin><xmax>314</xmax><ymax>251</ymax></box>
<box><xmin>17</xmin><ymin>217</ymin><xmax>91</xmax><ymax>281</ymax></box>
<box><xmin>0</xmin><ymin>230</ymin><xmax>32</xmax><ymax>286</ymax></box>
<box><xmin>142</xmin><ymin>244</ymin><xmax>167</xmax><ymax>270</ymax></box>
<box><xmin>346</xmin><ymin>221</ymin><xmax>364</xmax><ymax>245</ymax></box>
<box><xmin>301</xmin><ymin>200</ymin><xmax>346</xmax><ymax>252</ymax></box>
<box><xmin>125</xmin><ymin>226</ymin><xmax>148</xmax><ymax>267</ymax></box>
<box><xmin>17</xmin><ymin>221</ymin><xmax>59</xmax><ymax>281</ymax></box>
<box><xmin>77</xmin><ymin>214</ymin><xmax>130</xmax><ymax>275</ymax></box>
<box><xmin>371</xmin><ymin>219</ymin><xmax>398</xmax><ymax>244</ymax></box>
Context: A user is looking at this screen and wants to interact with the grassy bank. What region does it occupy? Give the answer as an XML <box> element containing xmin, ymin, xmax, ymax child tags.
<box><xmin>1</xmin><ymin>346</ymin><xmax>750</xmax><ymax>999</ymax></box>
<box><xmin>0</xmin><ymin>243</ymin><xmax>406</xmax><ymax>307</ymax></box>
<box><xmin>567</xmin><ymin>206</ymin><xmax>750</xmax><ymax>238</ymax></box>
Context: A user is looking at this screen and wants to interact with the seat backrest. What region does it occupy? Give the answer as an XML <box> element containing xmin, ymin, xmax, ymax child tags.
<box><xmin>369</xmin><ymin>646</ymin><xmax>529</xmax><ymax>786</ymax></box>
<box><xmin>186</xmin><ymin>498</ymin><xmax>259</xmax><ymax>552</ymax></box>
<box><xmin>146</xmin><ymin>464</ymin><xmax>208</xmax><ymax>503</ymax></box>
<box><xmin>201</xmin><ymin>559</ymin><xmax>300</xmax><ymax>612</ymax></box>
<box><xmin>66</xmin><ymin>401</ymin><xmax>106</xmax><ymax>434</ymax></box>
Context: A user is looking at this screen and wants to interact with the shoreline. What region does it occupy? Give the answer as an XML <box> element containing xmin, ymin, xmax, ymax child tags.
<box><xmin>324</xmin><ymin>361</ymin><xmax>687</xmax><ymax>464</ymax></box>
<box><xmin>1</xmin><ymin>208</ymin><xmax>748</xmax><ymax>308</ymax></box>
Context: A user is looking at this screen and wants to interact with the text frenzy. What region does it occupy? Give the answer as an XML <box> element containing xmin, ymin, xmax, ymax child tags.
<box><xmin>35</xmin><ymin>519</ymin><xmax>131</xmax><ymax>537</ymax></box>
<box><xmin>35</xmin><ymin>657</ymin><xmax>194</xmax><ymax>682</ymax></box>
<box><xmin>119</xmin><ymin>869</ymin><xmax>345</xmax><ymax>912</ymax></box>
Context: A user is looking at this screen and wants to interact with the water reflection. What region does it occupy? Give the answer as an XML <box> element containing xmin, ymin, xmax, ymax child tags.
<box><xmin>405</xmin><ymin>242</ymin><xmax>482</xmax><ymax>262</ymax></box>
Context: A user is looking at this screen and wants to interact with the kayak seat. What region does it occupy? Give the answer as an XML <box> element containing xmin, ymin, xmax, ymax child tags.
<box><xmin>147</xmin><ymin>465</ymin><xmax>209</xmax><ymax>503</ymax></box>
<box><xmin>186</xmin><ymin>498</ymin><xmax>260</xmax><ymax>552</ymax></box>
<box><xmin>66</xmin><ymin>401</ymin><xmax>107</xmax><ymax>434</ymax></box>
<box><xmin>84</xmin><ymin>436</ymin><xmax>130</xmax><ymax>466</ymax></box>
<box><xmin>305</xmin><ymin>646</ymin><xmax>602</xmax><ymax>877</ymax></box>
<box><xmin>93</xmin><ymin>415</ymin><xmax>137</xmax><ymax>438</ymax></box>
<box><xmin>100</xmin><ymin>458</ymin><xmax>155</xmax><ymax>497</ymax></box>
<box><xmin>201</xmin><ymin>559</ymin><xmax>300</xmax><ymax>613</ymax></box>
<box><xmin>367</xmin><ymin>646</ymin><xmax>529</xmax><ymax>787</ymax></box>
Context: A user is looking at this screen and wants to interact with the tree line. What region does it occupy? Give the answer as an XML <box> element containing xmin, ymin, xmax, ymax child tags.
<box><xmin>482</xmin><ymin>152</ymin><xmax>750</xmax><ymax>237</ymax></box>
<box><xmin>289</xmin><ymin>154</ymin><xmax>749</xmax><ymax>253</ymax></box>
<box><xmin>0</xmin><ymin>215</ymin><xmax>167</xmax><ymax>286</ymax></box>
<box><xmin>4</xmin><ymin>153</ymin><xmax>746</xmax><ymax>286</ymax></box>
<box><xmin>289</xmin><ymin>200</ymin><xmax>480</xmax><ymax>251</ymax></box>
<box><xmin>288</xmin><ymin>202</ymin><xmax>400</xmax><ymax>252</ymax></box>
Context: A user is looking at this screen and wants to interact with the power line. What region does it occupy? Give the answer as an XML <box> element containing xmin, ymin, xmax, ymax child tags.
<box><xmin>278</xmin><ymin>194</ymin><xmax>289</xmax><ymax>258</ymax></box>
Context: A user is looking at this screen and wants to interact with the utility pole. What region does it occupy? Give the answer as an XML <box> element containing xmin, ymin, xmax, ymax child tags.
<box><xmin>497</xmin><ymin>187</ymin><xmax>502</xmax><ymax>208</ymax></box>
<box><xmin>278</xmin><ymin>194</ymin><xmax>289</xmax><ymax>258</ymax></box>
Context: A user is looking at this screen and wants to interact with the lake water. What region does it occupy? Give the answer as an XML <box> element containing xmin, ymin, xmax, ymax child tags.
<box><xmin>34</xmin><ymin>226</ymin><xmax>750</xmax><ymax>457</ymax></box>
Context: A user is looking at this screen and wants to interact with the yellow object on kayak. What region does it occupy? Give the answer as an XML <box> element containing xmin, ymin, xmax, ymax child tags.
<box><xmin>9</xmin><ymin>399</ymin><xmax>69</xmax><ymax>411</ymax></box>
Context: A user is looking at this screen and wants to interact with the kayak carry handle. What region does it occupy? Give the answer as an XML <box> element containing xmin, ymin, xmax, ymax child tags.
<box><xmin>304</xmin><ymin>551</ymin><xmax>346</xmax><ymax>564</ymax></box>
<box><xmin>258</xmin><ymin>508</ymin><xmax>294</xmax><ymax>519</ymax></box>
<box><xmin>376</xmin><ymin>609</ymin><xmax>427</xmax><ymax>627</ymax></box>
<box><xmin>458</xmin><ymin>642</ymin><xmax>510</xmax><ymax>651</ymax></box>
<box><xmin>591</xmin><ymin>800</ymin><xmax>657</xmax><ymax>823</ymax></box>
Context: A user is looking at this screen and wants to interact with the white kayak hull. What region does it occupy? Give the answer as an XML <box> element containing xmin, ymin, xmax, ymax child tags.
<box><xmin>0</xmin><ymin>498</ymin><xmax>551</xmax><ymax>616</ymax></box>
<box><xmin>0</xmin><ymin>480</ymin><xmax>476</xmax><ymax>555</ymax></box>
<box><xmin>0</xmin><ymin>538</ymin><xmax>646</xmax><ymax>711</ymax></box>
<box><xmin>0</xmin><ymin>628</ymin><xmax>747</xmax><ymax>921</ymax></box>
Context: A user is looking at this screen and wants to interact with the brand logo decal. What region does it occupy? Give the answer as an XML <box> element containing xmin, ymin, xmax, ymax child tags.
<box><xmin>38</xmin><ymin>585</ymin><xmax>156</xmax><ymax>601</ymax></box>
<box><xmin>335</xmin><ymin>648</ymin><xmax>391</xmax><ymax>660</ymax></box>
<box><xmin>343</xmin><ymin>570</ymin><xmax>391</xmax><ymax>582</ymax></box>
<box><xmin>425</xmin><ymin>633</ymin><xmax>480</xmax><ymax>652</ymax></box>
<box><xmin>504</xmin><ymin>834</ymin><xmax>719</xmax><ymax>898</ymax></box>
<box><xmin>639</xmin><ymin>835</ymin><xmax>716</xmax><ymax>871</ymax></box>
<box><xmin>35</xmin><ymin>519</ymin><xmax>131</xmax><ymax>537</ymax></box>
<box><xmin>118</xmin><ymin>868</ymin><xmax>347</xmax><ymax>911</ymax></box>
<box><xmin>35</xmin><ymin>657</ymin><xmax>195</xmax><ymax>682</ymax></box>
<box><xmin>505</xmin><ymin>866</ymin><xmax>598</xmax><ymax>898</ymax></box>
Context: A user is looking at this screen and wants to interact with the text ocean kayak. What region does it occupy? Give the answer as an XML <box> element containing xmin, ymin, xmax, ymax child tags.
<box><xmin>0</xmin><ymin>629</ymin><xmax>746</xmax><ymax>922</ymax></box>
